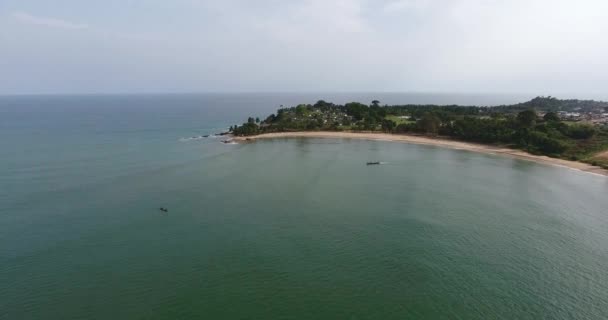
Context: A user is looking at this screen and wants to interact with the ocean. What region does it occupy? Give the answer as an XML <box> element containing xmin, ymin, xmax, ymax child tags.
<box><xmin>1</xmin><ymin>93</ymin><xmax>607</xmax><ymax>319</ymax></box>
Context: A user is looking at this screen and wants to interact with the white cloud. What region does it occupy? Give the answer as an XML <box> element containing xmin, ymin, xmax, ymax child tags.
<box><xmin>382</xmin><ymin>0</ymin><xmax>431</xmax><ymax>14</ymax></box>
<box><xmin>2</xmin><ymin>0</ymin><xmax>608</xmax><ymax>94</ymax></box>
<box><xmin>12</xmin><ymin>11</ymin><xmax>88</xmax><ymax>30</ymax></box>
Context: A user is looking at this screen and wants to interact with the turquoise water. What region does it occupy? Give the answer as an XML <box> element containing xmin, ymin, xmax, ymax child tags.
<box><xmin>1</xmin><ymin>94</ymin><xmax>608</xmax><ymax>319</ymax></box>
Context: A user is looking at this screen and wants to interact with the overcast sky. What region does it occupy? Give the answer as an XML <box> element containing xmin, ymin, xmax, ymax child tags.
<box><xmin>1</xmin><ymin>0</ymin><xmax>607</xmax><ymax>96</ymax></box>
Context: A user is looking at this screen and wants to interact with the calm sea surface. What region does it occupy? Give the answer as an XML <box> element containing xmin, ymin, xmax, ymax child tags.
<box><xmin>1</xmin><ymin>93</ymin><xmax>607</xmax><ymax>319</ymax></box>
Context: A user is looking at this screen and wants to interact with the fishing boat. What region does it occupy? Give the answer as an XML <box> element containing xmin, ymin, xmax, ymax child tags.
<box><xmin>366</xmin><ymin>162</ymin><xmax>381</xmax><ymax>165</ymax></box>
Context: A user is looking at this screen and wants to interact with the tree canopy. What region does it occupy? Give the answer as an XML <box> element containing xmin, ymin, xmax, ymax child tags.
<box><xmin>230</xmin><ymin>97</ymin><xmax>608</xmax><ymax>168</ymax></box>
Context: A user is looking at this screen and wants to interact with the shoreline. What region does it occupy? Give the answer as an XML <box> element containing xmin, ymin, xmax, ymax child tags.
<box><xmin>233</xmin><ymin>131</ymin><xmax>608</xmax><ymax>177</ymax></box>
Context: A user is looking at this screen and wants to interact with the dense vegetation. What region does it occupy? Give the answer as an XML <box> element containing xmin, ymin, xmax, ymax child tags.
<box><xmin>231</xmin><ymin>97</ymin><xmax>608</xmax><ymax>168</ymax></box>
<box><xmin>497</xmin><ymin>96</ymin><xmax>608</xmax><ymax>113</ymax></box>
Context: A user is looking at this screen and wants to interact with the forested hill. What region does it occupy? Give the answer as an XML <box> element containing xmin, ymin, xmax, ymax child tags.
<box><xmin>231</xmin><ymin>97</ymin><xmax>608</xmax><ymax>169</ymax></box>
<box><xmin>495</xmin><ymin>96</ymin><xmax>608</xmax><ymax>113</ymax></box>
<box><xmin>382</xmin><ymin>96</ymin><xmax>608</xmax><ymax>114</ymax></box>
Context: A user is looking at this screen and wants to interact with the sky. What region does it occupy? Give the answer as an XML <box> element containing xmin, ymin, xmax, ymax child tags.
<box><xmin>1</xmin><ymin>0</ymin><xmax>607</xmax><ymax>96</ymax></box>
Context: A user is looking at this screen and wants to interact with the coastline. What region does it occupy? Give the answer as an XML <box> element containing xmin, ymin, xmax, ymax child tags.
<box><xmin>233</xmin><ymin>131</ymin><xmax>608</xmax><ymax>177</ymax></box>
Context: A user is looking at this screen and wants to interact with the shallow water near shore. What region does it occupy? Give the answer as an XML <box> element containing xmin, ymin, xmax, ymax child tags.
<box><xmin>2</xmin><ymin>94</ymin><xmax>608</xmax><ymax>319</ymax></box>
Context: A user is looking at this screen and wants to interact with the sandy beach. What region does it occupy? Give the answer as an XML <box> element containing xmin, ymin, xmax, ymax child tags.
<box><xmin>234</xmin><ymin>131</ymin><xmax>608</xmax><ymax>177</ymax></box>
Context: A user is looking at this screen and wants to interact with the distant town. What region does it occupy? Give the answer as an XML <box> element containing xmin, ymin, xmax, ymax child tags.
<box><xmin>553</xmin><ymin>110</ymin><xmax>608</xmax><ymax>125</ymax></box>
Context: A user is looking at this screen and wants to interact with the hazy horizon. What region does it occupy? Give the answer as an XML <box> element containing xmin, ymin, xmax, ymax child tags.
<box><xmin>1</xmin><ymin>91</ymin><xmax>607</xmax><ymax>102</ymax></box>
<box><xmin>1</xmin><ymin>0</ymin><xmax>607</xmax><ymax>96</ymax></box>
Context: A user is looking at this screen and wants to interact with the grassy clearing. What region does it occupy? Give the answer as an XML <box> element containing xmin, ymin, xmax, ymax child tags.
<box><xmin>386</xmin><ymin>115</ymin><xmax>415</xmax><ymax>125</ymax></box>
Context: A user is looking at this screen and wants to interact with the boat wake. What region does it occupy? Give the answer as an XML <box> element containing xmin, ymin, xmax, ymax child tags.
<box><xmin>179</xmin><ymin>136</ymin><xmax>204</xmax><ymax>142</ymax></box>
<box><xmin>366</xmin><ymin>161</ymin><xmax>389</xmax><ymax>166</ymax></box>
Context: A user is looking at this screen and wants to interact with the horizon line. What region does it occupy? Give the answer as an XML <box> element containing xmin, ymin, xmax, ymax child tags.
<box><xmin>0</xmin><ymin>90</ymin><xmax>600</xmax><ymax>97</ymax></box>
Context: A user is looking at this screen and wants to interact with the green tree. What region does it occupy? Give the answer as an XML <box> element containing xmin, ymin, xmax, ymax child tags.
<box><xmin>255</xmin><ymin>117</ymin><xmax>260</xmax><ymax>123</ymax></box>
<box><xmin>419</xmin><ymin>112</ymin><xmax>441</xmax><ymax>135</ymax></box>
<box><xmin>371</xmin><ymin>100</ymin><xmax>380</xmax><ymax>108</ymax></box>
<box><xmin>527</xmin><ymin>131</ymin><xmax>568</xmax><ymax>154</ymax></box>
<box><xmin>543</xmin><ymin>112</ymin><xmax>560</xmax><ymax>122</ymax></box>
<box><xmin>234</xmin><ymin>122</ymin><xmax>258</xmax><ymax>136</ymax></box>
<box><xmin>381</xmin><ymin>119</ymin><xmax>396</xmax><ymax>133</ymax></box>
<box><xmin>567</xmin><ymin>124</ymin><xmax>597</xmax><ymax>139</ymax></box>
<box><xmin>295</xmin><ymin>104</ymin><xmax>308</xmax><ymax>116</ymax></box>
<box><xmin>345</xmin><ymin>102</ymin><xmax>369</xmax><ymax>121</ymax></box>
<box><xmin>264</xmin><ymin>114</ymin><xmax>277</xmax><ymax>123</ymax></box>
<box><xmin>364</xmin><ymin>117</ymin><xmax>377</xmax><ymax>131</ymax></box>
<box><xmin>517</xmin><ymin>110</ymin><xmax>537</xmax><ymax>128</ymax></box>
<box><xmin>314</xmin><ymin>100</ymin><xmax>333</xmax><ymax>110</ymax></box>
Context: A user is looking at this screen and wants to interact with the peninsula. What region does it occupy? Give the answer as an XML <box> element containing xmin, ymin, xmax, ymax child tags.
<box><xmin>229</xmin><ymin>97</ymin><xmax>608</xmax><ymax>175</ymax></box>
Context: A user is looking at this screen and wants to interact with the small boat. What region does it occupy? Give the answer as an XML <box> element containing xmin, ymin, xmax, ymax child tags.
<box><xmin>159</xmin><ymin>207</ymin><xmax>168</xmax><ymax>213</ymax></box>
<box><xmin>366</xmin><ymin>162</ymin><xmax>381</xmax><ymax>165</ymax></box>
